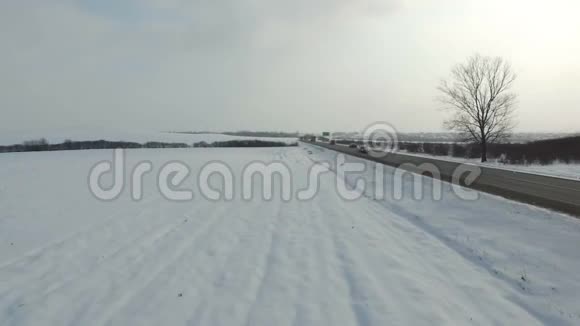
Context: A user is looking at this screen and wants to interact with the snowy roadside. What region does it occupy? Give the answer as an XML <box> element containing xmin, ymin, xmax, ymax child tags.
<box><xmin>307</xmin><ymin>144</ymin><xmax>580</xmax><ymax>324</ymax></box>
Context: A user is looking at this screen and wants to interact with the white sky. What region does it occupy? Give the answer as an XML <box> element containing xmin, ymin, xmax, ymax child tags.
<box><xmin>1</xmin><ymin>0</ymin><xmax>579</xmax><ymax>134</ymax></box>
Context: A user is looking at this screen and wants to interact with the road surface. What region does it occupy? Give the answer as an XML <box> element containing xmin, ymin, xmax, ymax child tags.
<box><xmin>311</xmin><ymin>141</ymin><xmax>580</xmax><ymax>217</ymax></box>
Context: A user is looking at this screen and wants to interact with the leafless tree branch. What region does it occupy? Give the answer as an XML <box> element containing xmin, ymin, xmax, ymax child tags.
<box><xmin>438</xmin><ymin>54</ymin><xmax>517</xmax><ymax>162</ymax></box>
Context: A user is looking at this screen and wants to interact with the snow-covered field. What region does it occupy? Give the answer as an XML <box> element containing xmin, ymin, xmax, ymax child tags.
<box><xmin>1</xmin><ymin>145</ymin><xmax>579</xmax><ymax>325</ymax></box>
<box><xmin>0</xmin><ymin>128</ymin><xmax>297</xmax><ymax>146</ymax></box>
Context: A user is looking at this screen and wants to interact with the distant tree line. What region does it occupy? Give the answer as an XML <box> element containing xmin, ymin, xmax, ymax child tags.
<box><xmin>193</xmin><ymin>140</ymin><xmax>298</xmax><ymax>148</ymax></box>
<box><xmin>334</xmin><ymin>136</ymin><xmax>580</xmax><ymax>165</ymax></box>
<box><xmin>168</xmin><ymin>131</ymin><xmax>217</xmax><ymax>135</ymax></box>
<box><xmin>397</xmin><ymin>136</ymin><xmax>580</xmax><ymax>165</ymax></box>
<box><xmin>221</xmin><ymin>131</ymin><xmax>300</xmax><ymax>138</ymax></box>
<box><xmin>0</xmin><ymin>138</ymin><xmax>300</xmax><ymax>153</ymax></box>
<box><xmin>171</xmin><ymin>131</ymin><xmax>300</xmax><ymax>138</ymax></box>
<box><xmin>0</xmin><ymin>139</ymin><xmax>191</xmax><ymax>153</ymax></box>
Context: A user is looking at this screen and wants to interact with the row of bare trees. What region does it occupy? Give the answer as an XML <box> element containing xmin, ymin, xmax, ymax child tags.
<box><xmin>439</xmin><ymin>54</ymin><xmax>517</xmax><ymax>162</ymax></box>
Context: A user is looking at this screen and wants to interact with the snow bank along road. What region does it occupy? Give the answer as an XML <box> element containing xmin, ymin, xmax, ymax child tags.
<box><xmin>312</xmin><ymin>141</ymin><xmax>580</xmax><ymax>217</ymax></box>
<box><xmin>1</xmin><ymin>146</ymin><xmax>579</xmax><ymax>325</ymax></box>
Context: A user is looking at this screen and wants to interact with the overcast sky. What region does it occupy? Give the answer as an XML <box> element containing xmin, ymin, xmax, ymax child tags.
<box><xmin>1</xmin><ymin>0</ymin><xmax>579</xmax><ymax>134</ymax></box>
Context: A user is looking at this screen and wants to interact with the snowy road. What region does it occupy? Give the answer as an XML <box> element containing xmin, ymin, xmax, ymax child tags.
<box><xmin>313</xmin><ymin>142</ymin><xmax>580</xmax><ymax>216</ymax></box>
<box><xmin>1</xmin><ymin>147</ymin><xmax>579</xmax><ymax>325</ymax></box>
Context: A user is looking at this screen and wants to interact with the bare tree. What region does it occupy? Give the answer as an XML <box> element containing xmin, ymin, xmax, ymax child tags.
<box><xmin>438</xmin><ymin>54</ymin><xmax>517</xmax><ymax>162</ymax></box>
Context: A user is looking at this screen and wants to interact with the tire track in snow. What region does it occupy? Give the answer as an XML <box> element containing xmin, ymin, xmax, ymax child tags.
<box><xmin>306</xmin><ymin>194</ymin><xmax>362</xmax><ymax>326</ymax></box>
<box><xmin>321</xmin><ymin>205</ymin><xmax>388</xmax><ymax>326</ymax></box>
<box><xmin>0</xmin><ymin>194</ymin><xmax>164</xmax><ymax>273</ymax></box>
<box><xmin>182</xmin><ymin>211</ymin><xmax>275</xmax><ymax>325</ymax></box>
<box><xmin>285</xmin><ymin>200</ymin><xmax>329</xmax><ymax>326</ymax></box>
<box><xmin>179</xmin><ymin>201</ymin><xmax>284</xmax><ymax>326</ymax></box>
<box><xmin>239</xmin><ymin>201</ymin><xmax>284</xmax><ymax>326</ymax></box>
<box><xmin>0</xmin><ymin>203</ymin><xmax>196</xmax><ymax>313</ymax></box>
<box><xmin>81</xmin><ymin>203</ymin><xmax>233</xmax><ymax>326</ymax></box>
<box><xmin>2</xmin><ymin>202</ymin><xmax>230</xmax><ymax>326</ymax></box>
<box><xmin>106</xmin><ymin>150</ymin><xmax>294</xmax><ymax>326</ymax></box>
<box><xmin>0</xmin><ymin>198</ymin><xmax>168</xmax><ymax>298</ymax></box>
<box><xmin>103</xmin><ymin>200</ymin><xmax>275</xmax><ymax>326</ymax></box>
<box><xmin>87</xmin><ymin>202</ymin><xmax>242</xmax><ymax>326</ymax></box>
<box><xmin>241</xmin><ymin>201</ymin><xmax>322</xmax><ymax>326</ymax></box>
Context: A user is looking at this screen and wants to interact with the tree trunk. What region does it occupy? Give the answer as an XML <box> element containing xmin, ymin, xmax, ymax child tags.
<box><xmin>481</xmin><ymin>141</ymin><xmax>488</xmax><ymax>162</ymax></box>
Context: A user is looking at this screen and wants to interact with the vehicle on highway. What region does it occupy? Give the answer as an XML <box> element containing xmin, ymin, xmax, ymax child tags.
<box><xmin>358</xmin><ymin>145</ymin><xmax>369</xmax><ymax>153</ymax></box>
<box><xmin>348</xmin><ymin>143</ymin><xmax>357</xmax><ymax>148</ymax></box>
<box><xmin>329</xmin><ymin>140</ymin><xmax>336</xmax><ymax>145</ymax></box>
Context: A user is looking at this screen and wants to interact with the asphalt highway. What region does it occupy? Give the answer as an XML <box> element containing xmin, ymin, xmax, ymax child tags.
<box><xmin>310</xmin><ymin>141</ymin><xmax>580</xmax><ymax>217</ymax></box>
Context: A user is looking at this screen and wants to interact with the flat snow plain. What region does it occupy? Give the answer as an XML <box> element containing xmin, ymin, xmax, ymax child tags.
<box><xmin>0</xmin><ymin>144</ymin><xmax>579</xmax><ymax>325</ymax></box>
